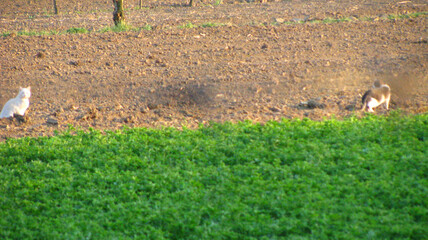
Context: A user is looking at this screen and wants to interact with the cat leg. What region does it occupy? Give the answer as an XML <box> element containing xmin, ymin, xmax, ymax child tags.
<box><xmin>367</xmin><ymin>98</ymin><xmax>380</xmax><ymax>112</ymax></box>
<box><xmin>384</xmin><ymin>97</ymin><xmax>390</xmax><ymax>110</ymax></box>
<box><xmin>0</xmin><ymin>111</ymin><xmax>14</xmax><ymax>118</ymax></box>
<box><xmin>366</xmin><ymin>102</ymin><xmax>374</xmax><ymax>112</ymax></box>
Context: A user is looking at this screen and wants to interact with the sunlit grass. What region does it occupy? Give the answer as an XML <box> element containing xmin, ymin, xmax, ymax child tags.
<box><xmin>1</xmin><ymin>12</ymin><xmax>426</xmax><ymax>37</ymax></box>
<box><xmin>1</xmin><ymin>113</ymin><xmax>427</xmax><ymax>239</ymax></box>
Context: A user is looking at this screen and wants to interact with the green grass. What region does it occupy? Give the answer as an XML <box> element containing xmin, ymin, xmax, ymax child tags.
<box><xmin>0</xmin><ymin>113</ymin><xmax>427</xmax><ymax>239</ymax></box>
<box><xmin>141</xmin><ymin>24</ymin><xmax>153</xmax><ymax>31</ymax></box>
<box><xmin>66</xmin><ymin>27</ymin><xmax>89</xmax><ymax>34</ymax></box>
<box><xmin>1</xmin><ymin>12</ymin><xmax>426</xmax><ymax>37</ymax></box>
<box><xmin>99</xmin><ymin>22</ymin><xmax>139</xmax><ymax>33</ymax></box>
<box><xmin>322</xmin><ymin>17</ymin><xmax>352</xmax><ymax>23</ymax></box>
<box><xmin>178</xmin><ymin>22</ymin><xmax>198</xmax><ymax>29</ymax></box>
<box><xmin>99</xmin><ymin>23</ymin><xmax>153</xmax><ymax>33</ymax></box>
<box><xmin>201</xmin><ymin>22</ymin><xmax>226</xmax><ymax>28</ymax></box>
<box><xmin>214</xmin><ymin>0</ymin><xmax>223</xmax><ymax>6</ymax></box>
<box><xmin>0</xmin><ymin>28</ymin><xmax>82</xmax><ymax>37</ymax></box>
<box><xmin>0</xmin><ymin>24</ymin><xmax>152</xmax><ymax>37</ymax></box>
<box><xmin>387</xmin><ymin>12</ymin><xmax>427</xmax><ymax>19</ymax></box>
<box><xmin>15</xmin><ymin>30</ymin><xmax>60</xmax><ymax>36</ymax></box>
<box><xmin>1</xmin><ymin>31</ymin><xmax>11</xmax><ymax>37</ymax></box>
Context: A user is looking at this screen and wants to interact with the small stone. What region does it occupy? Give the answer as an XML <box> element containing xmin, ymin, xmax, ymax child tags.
<box><xmin>124</xmin><ymin>116</ymin><xmax>135</xmax><ymax>124</ymax></box>
<box><xmin>307</xmin><ymin>99</ymin><xmax>325</xmax><ymax>109</ymax></box>
<box><xmin>147</xmin><ymin>103</ymin><xmax>159</xmax><ymax>110</ymax></box>
<box><xmin>349</xmin><ymin>16</ymin><xmax>359</xmax><ymax>21</ymax></box>
<box><xmin>292</xmin><ymin>18</ymin><xmax>303</xmax><ymax>23</ymax></box>
<box><xmin>299</xmin><ymin>99</ymin><xmax>325</xmax><ymax>109</ymax></box>
<box><xmin>47</xmin><ymin>118</ymin><xmax>58</xmax><ymax>125</ymax></box>
<box><xmin>274</xmin><ymin>18</ymin><xmax>285</xmax><ymax>23</ymax></box>
<box><xmin>69</xmin><ymin>60</ymin><xmax>81</xmax><ymax>66</ymax></box>
<box><xmin>345</xmin><ymin>104</ymin><xmax>356</xmax><ymax>111</ymax></box>
<box><xmin>52</xmin><ymin>71</ymin><xmax>62</xmax><ymax>77</ymax></box>
<box><xmin>140</xmin><ymin>106</ymin><xmax>150</xmax><ymax>113</ymax></box>
<box><xmin>36</xmin><ymin>52</ymin><xmax>45</xmax><ymax>58</ymax></box>
<box><xmin>269</xmin><ymin>107</ymin><xmax>281</xmax><ymax>112</ymax></box>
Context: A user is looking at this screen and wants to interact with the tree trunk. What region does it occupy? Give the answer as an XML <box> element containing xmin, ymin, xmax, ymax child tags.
<box><xmin>139</xmin><ymin>0</ymin><xmax>143</xmax><ymax>9</ymax></box>
<box><xmin>189</xmin><ymin>0</ymin><xmax>194</xmax><ymax>7</ymax></box>
<box><xmin>53</xmin><ymin>0</ymin><xmax>58</xmax><ymax>14</ymax></box>
<box><xmin>112</xmin><ymin>0</ymin><xmax>125</xmax><ymax>26</ymax></box>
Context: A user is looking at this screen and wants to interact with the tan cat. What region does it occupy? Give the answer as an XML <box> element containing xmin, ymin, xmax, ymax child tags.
<box><xmin>361</xmin><ymin>81</ymin><xmax>390</xmax><ymax>112</ymax></box>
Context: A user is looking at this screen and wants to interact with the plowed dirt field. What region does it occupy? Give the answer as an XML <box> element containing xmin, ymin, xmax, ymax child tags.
<box><xmin>1</xmin><ymin>0</ymin><xmax>427</xmax><ymax>140</ymax></box>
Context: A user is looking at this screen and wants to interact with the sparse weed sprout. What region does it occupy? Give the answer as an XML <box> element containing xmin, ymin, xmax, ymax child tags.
<box><xmin>100</xmin><ymin>22</ymin><xmax>136</xmax><ymax>32</ymax></box>
<box><xmin>178</xmin><ymin>22</ymin><xmax>198</xmax><ymax>29</ymax></box>
<box><xmin>214</xmin><ymin>0</ymin><xmax>223</xmax><ymax>6</ymax></box>
<box><xmin>66</xmin><ymin>27</ymin><xmax>88</xmax><ymax>34</ymax></box>
<box><xmin>1</xmin><ymin>12</ymin><xmax>426</xmax><ymax>37</ymax></box>
<box><xmin>141</xmin><ymin>24</ymin><xmax>153</xmax><ymax>31</ymax></box>
<box><xmin>201</xmin><ymin>22</ymin><xmax>225</xmax><ymax>28</ymax></box>
<box><xmin>1</xmin><ymin>31</ymin><xmax>11</xmax><ymax>37</ymax></box>
<box><xmin>388</xmin><ymin>12</ymin><xmax>427</xmax><ymax>19</ymax></box>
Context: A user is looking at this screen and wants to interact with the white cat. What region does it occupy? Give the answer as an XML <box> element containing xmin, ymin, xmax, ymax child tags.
<box><xmin>361</xmin><ymin>81</ymin><xmax>390</xmax><ymax>112</ymax></box>
<box><xmin>0</xmin><ymin>87</ymin><xmax>31</xmax><ymax>118</ymax></box>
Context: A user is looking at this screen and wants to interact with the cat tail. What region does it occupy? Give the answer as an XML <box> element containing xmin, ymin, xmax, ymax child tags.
<box><xmin>361</xmin><ymin>90</ymin><xmax>371</xmax><ymax>111</ymax></box>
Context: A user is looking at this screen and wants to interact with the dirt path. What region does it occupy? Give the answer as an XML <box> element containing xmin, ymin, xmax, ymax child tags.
<box><xmin>0</xmin><ymin>0</ymin><xmax>427</xmax><ymax>140</ymax></box>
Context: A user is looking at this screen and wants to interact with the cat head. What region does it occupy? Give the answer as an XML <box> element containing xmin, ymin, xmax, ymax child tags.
<box><xmin>18</xmin><ymin>87</ymin><xmax>31</xmax><ymax>99</ymax></box>
<box><xmin>373</xmin><ymin>80</ymin><xmax>381</xmax><ymax>88</ymax></box>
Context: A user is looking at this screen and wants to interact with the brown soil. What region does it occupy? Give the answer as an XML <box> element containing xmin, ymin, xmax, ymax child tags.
<box><xmin>1</xmin><ymin>0</ymin><xmax>427</xmax><ymax>140</ymax></box>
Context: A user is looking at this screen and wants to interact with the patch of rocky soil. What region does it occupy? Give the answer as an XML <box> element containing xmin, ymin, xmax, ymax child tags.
<box><xmin>0</xmin><ymin>0</ymin><xmax>427</xmax><ymax>140</ymax></box>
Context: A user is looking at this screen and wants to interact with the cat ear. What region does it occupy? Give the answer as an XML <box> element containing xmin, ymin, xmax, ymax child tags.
<box><xmin>27</xmin><ymin>86</ymin><xmax>31</xmax><ymax>91</ymax></box>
